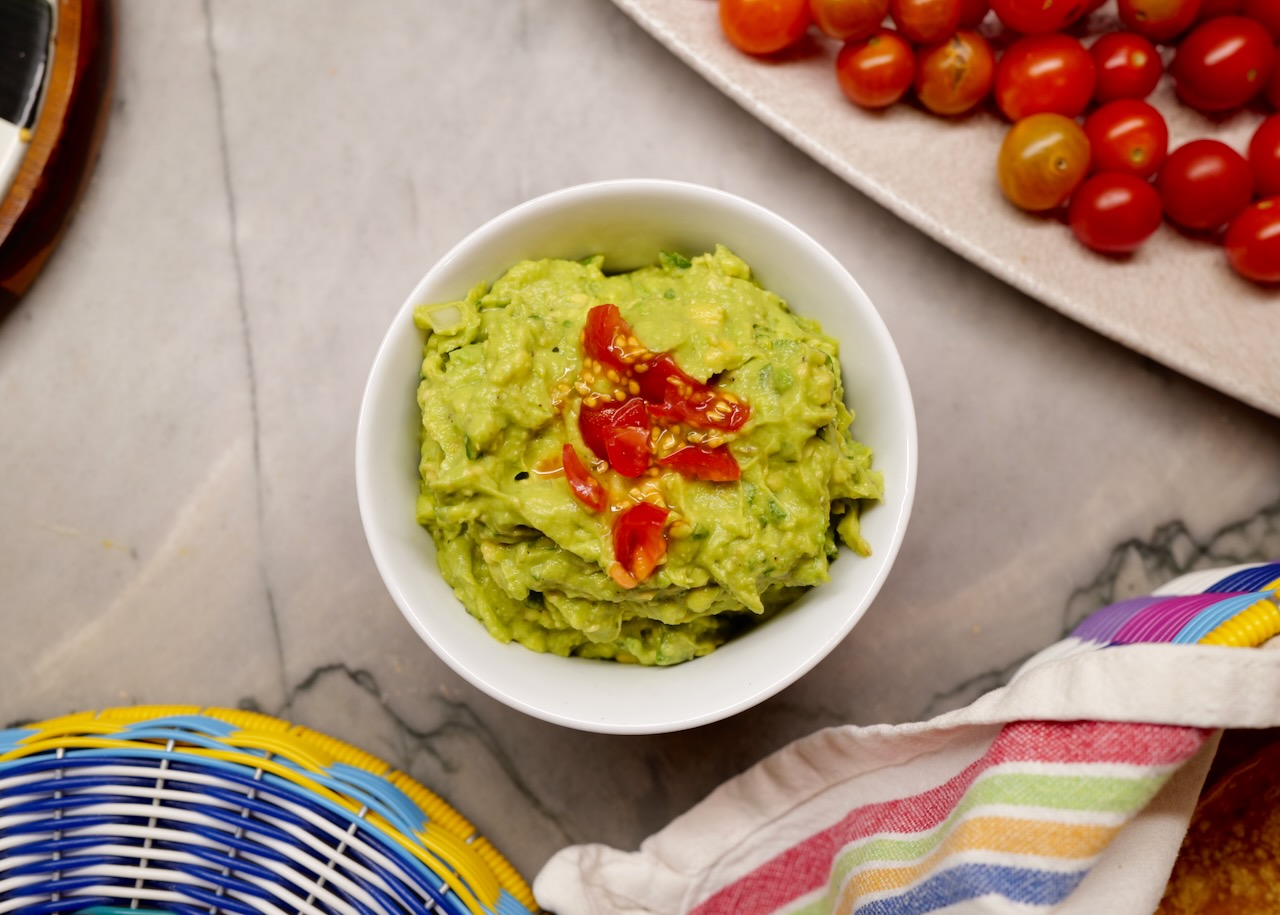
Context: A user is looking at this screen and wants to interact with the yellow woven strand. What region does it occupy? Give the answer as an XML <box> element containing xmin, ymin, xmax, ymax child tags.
<box><xmin>0</xmin><ymin>706</ymin><xmax>536</xmax><ymax>913</ymax></box>
<box><xmin>1199</xmin><ymin>598</ymin><xmax>1280</xmax><ymax>648</ymax></box>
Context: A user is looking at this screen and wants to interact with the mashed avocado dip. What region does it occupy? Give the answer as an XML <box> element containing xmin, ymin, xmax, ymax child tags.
<box><xmin>413</xmin><ymin>245</ymin><xmax>882</xmax><ymax>666</ymax></box>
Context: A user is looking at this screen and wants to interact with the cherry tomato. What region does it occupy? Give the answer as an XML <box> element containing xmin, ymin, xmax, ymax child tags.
<box><xmin>958</xmin><ymin>0</ymin><xmax>990</xmax><ymax>28</ymax></box>
<box><xmin>1173</xmin><ymin>16</ymin><xmax>1275</xmax><ymax>112</ymax></box>
<box><xmin>1117</xmin><ymin>0</ymin><xmax>1202</xmax><ymax>42</ymax></box>
<box><xmin>579</xmin><ymin>397</ymin><xmax>652</xmax><ymax>478</ymax></box>
<box><xmin>1197</xmin><ymin>0</ymin><xmax>1242</xmax><ymax>18</ymax></box>
<box><xmin>562</xmin><ymin>444</ymin><xmax>608</xmax><ymax>512</ymax></box>
<box><xmin>720</xmin><ymin>0</ymin><xmax>813</xmax><ymax>55</ymax></box>
<box><xmin>1241</xmin><ymin>0</ymin><xmax>1280</xmax><ymax>40</ymax></box>
<box><xmin>1269</xmin><ymin>46</ymin><xmax>1280</xmax><ymax>108</ymax></box>
<box><xmin>582</xmin><ymin>304</ymin><xmax>749</xmax><ymax>432</ymax></box>
<box><xmin>989</xmin><ymin>0</ymin><xmax>1088</xmax><ymax>33</ymax></box>
<box><xmin>1068</xmin><ymin>173</ymin><xmax>1164</xmax><ymax>253</ymax></box>
<box><xmin>997</xmin><ymin>113</ymin><xmax>1092</xmax><ymax>211</ymax></box>
<box><xmin>994</xmin><ymin>34</ymin><xmax>1096</xmax><ymax>120</ymax></box>
<box><xmin>1157</xmin><ymin>139</ymin><xmax>1253</xmax><ymax>230</ymax></box>
<box><xmin>1250</xmin><ymin>115</ymin><xmax>1280</xmax><ymax>197</ymax></box>
<box><xmin>612</xmin><ymin>502</ymin><xmax>670</xmax><ymax>586</ymax></box>
<box><xmin>1083</xmin><ymin>99</ymin><xmax>1169</xmax><ymax>178</ymax></box>
<box><xmin>836</xmin><ymin>29</ymin><xmax>917</xmax><ymax>108</ymax></box>
<box><xmin>1089</xmin><ymin>31</ymin><xmax>1164</xmax><ymax>102</ymax></box>
<box><xmin>1224</xmin><ymin>198</ymin><xmax>1280</xmax><ymax>283</ymax></box>
<box><xmin>890</xmin><ymin>0</ymin><xmax>962</xmax><ymax>44</ymax></box>
<box><xmin>656</xmin><ymin>445</ymin><xmax>742</xmax><ymax>481</ymax></box>
<box><xmin>914</xmin><ymin>30</ymin><xmax>995</xmax><ymax>115</ymax></box>
<box><xmin>809</xmin><ymin>0</ymin><xmax>891</xmax><ymax>40</ymax></box>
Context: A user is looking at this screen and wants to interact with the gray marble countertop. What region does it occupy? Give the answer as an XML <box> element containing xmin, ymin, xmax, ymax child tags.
<box><xmin>2</xmin><ymin>0</ymin><xmax>1278</xmax><ymax>896</ymax></box>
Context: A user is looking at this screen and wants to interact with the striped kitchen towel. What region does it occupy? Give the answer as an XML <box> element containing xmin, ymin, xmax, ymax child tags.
<box><xmin>533</xmin><ymin>562</ymin><xmax>1280</xmax><ymax>915</ymax></box>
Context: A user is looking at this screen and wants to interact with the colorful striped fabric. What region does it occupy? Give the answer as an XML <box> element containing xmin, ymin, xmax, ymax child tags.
<box><xmin>548</xmin><ymin>561</ymin><xmax>1280</xmax><ymax>915</ymax></box>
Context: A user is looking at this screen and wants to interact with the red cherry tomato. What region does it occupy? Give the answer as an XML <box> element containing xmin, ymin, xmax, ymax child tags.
<box><xmin>836</xmin><ymin>29</ymin><xmax>917</xmax><ymax>108</ymax></box>
<box><xmin>1117</xmin><ymin>0</ymin><xmax>1202</xmax><ymax>42</ymax></box>
<box><xmin>579</xmin><ymin>397</ymin><xmax>652</xmax><ymax>478</ymax></box>
<box><xmin>994</xmin><ymin>33</ymin><xmax>1096</xmax><ymax>120</ymax></box>
<box><xmin>562</xmin><ymin>444</ymin><xmax>608</xmax><ymax>512</ymax></box>
<box><xmin>1173</xmin><ymin>16</ymin><xmax>1275</xmax><ymax>112</ymax></box>
<box><xmin>656</xmin><ymin>445</ymin><xmax>742</xmax><ymax>481</ymax></box>
<box><xmin>1157</xmin><ymin>139</ymin><xmax>1254</xmax><ymax>230</ymax></box>
<box><xmin>1224</xmin><ymin>198</ymin><xmax>1280</xmax><ymax>283</ymax></box>
<box><xmin>1241</xmin><ymin>0</ymin><xmax>1280</xmax><ymax>40</ymax></box>
<box><xmin>1068</xmin><ymin>173</ymin><xmax>1164</xmax><ymax>253</ymax></box>
<box><xmin>1197</xmin><ymin>0</ymin><xmax>1242</xmax><ymax>18</ymax></box>
<box><xmin>1269</xmin><ymin>46</ymin><xmax>1280</xmax><ymax>108</ymax></box>
<box><xmin>914</xmin><ymin>30</ymin><xmax>996</xmax><ymax>115</ymax></box>
<box><xmin>958</xmin><ymin>0</ymin><xmax>990</xmax><ymax>28</ymax></box>
<box><xmin>1250</xmin><ymin>115</ymin><xmax>1280</xmax><ymax>197</ymax></box>
<box><xmin>989</xmin><ymin>0</ymin><xmax>1088</xmax><ymax>33</ymax></box>
<box><xmin>720</xmin><ymin>0</ymin><xmax>813</xmax><ymax>55</ymax></box>
<box><xmin>612</xmin><ymin>502</ymin><xmax>670</xmax><ymax>586</ymax></box>
<box><xmin>889</xmin><ymin>0</ymin><xmax>962</xmax><ymax>45</ymax></box>
<box><xmin>809</xmin><ymin>0</ymin><xmax>891</xmax><ymax>40</ymax></box>
<box><xmin>1083</xmin><ymin>99</ymin><xmax>1169</xmax><ymax>178</ymax></box>
<box><xmin>1089</xmin><ymin>31</ymin><xmax>1164</xmax><ymax>102</ymax></box>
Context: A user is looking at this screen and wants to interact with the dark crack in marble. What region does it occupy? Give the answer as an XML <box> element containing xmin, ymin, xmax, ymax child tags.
<box><xmin>916</xmin><ymin>495</ymin><xmax>1280</xmax><ymax>719</ymax></box>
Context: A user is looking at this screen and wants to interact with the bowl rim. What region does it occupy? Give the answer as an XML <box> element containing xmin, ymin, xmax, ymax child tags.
<box><xmin>356</xmin><ymin>177</ymin><xmax>918</xmax><ymax>734</ymax></box>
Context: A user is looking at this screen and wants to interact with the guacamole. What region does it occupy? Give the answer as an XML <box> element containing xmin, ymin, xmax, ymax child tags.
<box><xmin>413</xmin><ymin>246</ymin><xmax>882</xmax><ymax>666</ymax></box>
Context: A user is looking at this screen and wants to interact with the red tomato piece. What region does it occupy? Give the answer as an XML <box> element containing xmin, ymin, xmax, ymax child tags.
<box><xmin>889</xmin><ymin>0</ymin><xmax>962</xmax><ymax>45</ymax></box>
<box><xmin>1083</xmin><ymin>99</ymin><xmax>1169</xmax><ymax>178</ymax></box>
<box><xmin>1250</xmin><ymin>115</ymin><xmax>1280</xmax><ymax>198</ymax></box>
<box><xmin>1068</xmin><ymin>173</ymin><xmax>1164</xmax><ymax>253</ymax></box>
<box><xmin>637</xmin><ymin>353</ymin><xmax>751</xmax><ymax>432</ymax></box>
<box><xmin>914</xmin><ymin>30</ymin><xmax>996</xmax><ymax>116</ymax></box>
<box><xmin>836</xmin><ymin>29</ymin><xmax>917</xmax><ymax>109</ymax></box>
<box><xmin>582</xmin><ymin>302</ymin><xmax>637</xmax><ymax>374</ymax></box>
<box><xmin>612</xmin><ymin>502</ymin><xmax>671</xmax><ymax>585</ymax></box>
<box><xmin>995</xmin><ymin>33</ymin><xmax>1096</xmax><ymax>121</ymax></box>
<box><xmin>1089</xmin><ymin>31</ymin><xmax>1163</xmax><ymax>102</ymax></box>
<box><xmin>1224</xmin><ymin>198</ymin><xmax>1280</xmax><ymax>283</ymax></box>
<box><xmin>656</xmin><ymin>445</ymin><xmax>742</xmax><ymax>482</ymax></box>
<box><xmin>562</xmin><ymin>444</ymin><xmax>608</xmax><ymax>512</ymax></box>
<box><xmin>1173</xmin><ymin>16</ymin><xmax>1275</xmax><ymax>112</ymax></box>
<box><xmin>1241</xmin><ymin>0</ymin><xmax>1280</xmax><ymax>40</ymax></box>
<box><xmin>719</xmin><ymin>0</ymin><xmax>813</xmax><ymax>55</ymax></box>
<box><xmin>1157</xmin><ymin>139</ymin><xmax>1254</xmax><ymax>231</ymax></box>
<box><xmin>1117</xmin><ymin>0</ymin><xmax>1202</xmax><ymax>42</ymax></box>
<box><xmin>989</xmin><ymin>0</ymin><xmax>1089</xmax><ymax>33</ymax></box>
<box><xmin>579</xmin><ymin>397</ymin><xmax>652</xmax><ymax>478</ymax></box>
<box><xmin>809</xmin><ymin>0</ymin><xmax>891</xmax><ymax>41</ymax></box>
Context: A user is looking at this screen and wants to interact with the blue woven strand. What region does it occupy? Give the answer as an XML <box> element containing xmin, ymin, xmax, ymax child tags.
<box><xmin>12</xmin><ymin>896</ymin><xmax>119</xmax><ymax>915</ymax></box>
<box><xmin>117</xmin><ymin>715</ymin><xmax>239</xmax><ymax>738</ymax></box>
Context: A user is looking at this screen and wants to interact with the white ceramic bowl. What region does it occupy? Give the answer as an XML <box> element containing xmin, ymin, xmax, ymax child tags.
<box><xmin>356</xmin><ymin>179</ymin><xmax>917</xmax><ymax>734</ymax></box>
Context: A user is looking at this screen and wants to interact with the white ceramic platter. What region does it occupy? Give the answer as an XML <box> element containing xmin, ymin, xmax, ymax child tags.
<box><xmin>610</xmin><ymin>0</ymin><xmax>1280</xmax><ymax>417</ymax></box>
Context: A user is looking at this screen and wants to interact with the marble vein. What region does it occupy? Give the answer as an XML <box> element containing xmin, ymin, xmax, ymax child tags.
<box><xmin>201</xmin><ymin>0</ymin><xmax>286</xmax><ymax>697</ymax></box>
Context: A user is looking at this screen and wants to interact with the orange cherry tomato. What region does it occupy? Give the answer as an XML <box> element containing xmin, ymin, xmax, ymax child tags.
<box><xmin>890</xmin><ymin>0</ymin><xmax>962</xmax><ymax>44</ymax></box>
<box><xmin>1116</xmin><ymin>0</ymin><xmax>1202</xmax><ymax>43</ymax></box>
<box><xmin>914</xmin><ymin>30</ymin><xmax>996</xmax><ymax>115</ymax></box>
<box><xmin>720</xmin><ymin>0</ymin><xmax>813</xmax><ymax>55</ymax></box>
<box><xmin>835</xmin><ymin>29</ymin><xmax>917</xmax><ymax>108</ymax></box>
<box><xmin>809</xmin><ymin>0</ymin><xmax>891</xmax><ymax>40</ymax></box>
<box><xmin>997</xmin><ymin>113</ymin><xmax>1092</xmax><ymax>211</ymax></box>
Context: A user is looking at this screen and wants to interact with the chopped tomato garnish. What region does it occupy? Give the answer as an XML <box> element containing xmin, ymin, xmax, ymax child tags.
<box><xmin>578</xmin><ymin>397</ymin><xmax>651</xmax><ymax>478</ymax></box>
<box><xmin>562</xmin><ymin>444</ymin><xmax>608</xmax><ymax>512</ymax></box>
<box><xmin>612</xmin><ymin>501</ymin><xmax>670</xmax><ymax>585</ymax></box>
<box><xmin>583</xmin><ymin>304</ymin><xmax>750</xmax><ymax>433</ymax></box>
<box><xmin>656</xmin><ymin>444</ymin><xmax>741</xmax><ymax>482</ymax></box>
